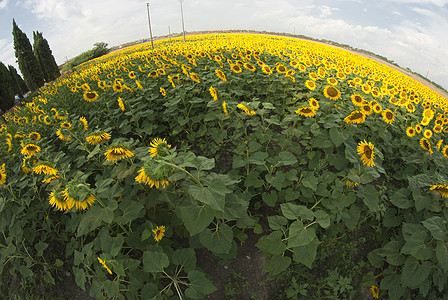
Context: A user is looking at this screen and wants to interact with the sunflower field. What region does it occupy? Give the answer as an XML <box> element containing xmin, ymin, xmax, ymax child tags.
<box><xmin>1</xmin><ymin>33</ymin><xmax>448</xmax><ymax>299</ymax></box>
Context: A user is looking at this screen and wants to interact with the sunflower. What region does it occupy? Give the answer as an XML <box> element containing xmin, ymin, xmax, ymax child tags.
<box><xmin>430</xmin><ymin>184</ymin><xmax>448</xmax><ymax>198</ymax></box>
<box><xmin>305</xmin><ymin>80</ymin><xmax>316</xmax><ymax>91</ymax></box>
<box><xmin>344</xmin><ymin>110</ymin><xmax>366</xmax><ymax>124</ymax></box>
<box><xmin>190</xmin><ymin>72</ymin><xmax>200</xmax><ymax>83</ymax></box>
<box><xmin>373</xmin><ymin>103</ymin><xmax>382</xmax><ymax>114</ymax></box>
<box><xmin>382</xmin><ymin>110</ymin><xmax>394</xmax><ymax>124</ymax></box>
<box><xmin>442</xmin><ymin>145</ymin><xmax>448</xmax><ymax>158</ymax></box>
<box><xmin>105</xmin><ymin>146</ymin><xmax>134</xmax><ymax>162</ymax></box>
<box><xmin>0</xmin><ymin>164</ymin><xmax>6</xmax><ymax>185</ymax></box>
<box><xmin>276</xmin><ymin>64</ymin><xmax>287</xmax><ymax>74</ymax></box>
<box><xmin>323</xmin><ymin>85</ymin><xmax>341</xmax><ymax>100</ymax></box>
<box><xmin>420</xmin><ymin>138</ymin><xmax>433</xmax><ymax>154</ymax></box>
<box><xmin>209</xmin><ymin>86</ymin><xmax>218</xmax><ymax>101</ymax></box>
<box><xmin>415</xmin><ymin>124</ymin><xmax>422</xmax><ymax>133</ymax></box>
<box><xmin>215</xmin><ymin>69</ymin><xmax>227</xmax><ymax>82</ymax></box>
<box><xmin>237</xmin><ymin>104</ymin><xmax>256</xmax><ymax>116</ymax></box>
<box><xmin>135</xmin><ymin>80</ymin><xmax>143</xmax><ymax>89</ymax></box>
<box><xmin>406</xmin><ymin>103</ymin><xmax>415</xmax><ymax>112</ymax></box>
<box><xmin>153</xmin><ymin>225</ymin><xmax>166</xmax><ymax>242</ymax></box>
<box><xmin>157</xmin><ymin>69</ymin><xmax>166</xmax><ymax>76</ymax></box>
<box><xmin>128</xmin><ymin>71</ymin><xmax>136</xmax><ymax>79</ymax></box>
<box><xmin>83</xmin><ymin>91</ymin><xmax>99</xmax><ymax>102</ymax></box>
<box><xmin>49</xmin><ymin>188</ymin><xmax>73</xmax><ymax>211</ymax></box>
<box><xmin>148</xmin><ymin>70</ymin><xmax>159</xmax><ymax>78</ymax></box>
<box><xmin>97</xmin><ymin>257</ymin><xmax>113</xmax><ymax>275</ymax></box>
<box><xmin>244</xmin><ymin>62</ymin><xmax>256</xmax><ymax>72</ymax></box>
<box><xmin>357</xmin><ymin>140</ymin><xmax>375</xmax><ymax>167</ymax></box>
<box><xmin>21</xmin><ymin>143</ymin><xmax>41</xmax><ymax>157</ymax></box>
<box><xmin>113</xmin><ymin>82</ymin><xmax>123</xmax><ymax>92</ymax></box>
<box><xmin>74</xmin><ymin>194</ymin><xmax>95</xmax><ymax>210</ymax></box>
<box><xmin>42</xmin><ymin>175</ymin><xmax>59</xmax><ymax>184</ymax></box>
<box><xmin>295</xmin><ymin>106</ymin><xmax>316</xmax><ymax>117</ymax></box>
<box><xmin>423</xmin><ymin>129</ymin><xmax>433</xmax><ymax>139</ymax></box>
<box><xmin>262</xmin><ymin>64</ymin><xmax>272</xmax><ymax>75</ymax></box>
<box><xmin>29</xmin><ymin>132</ymin><xmax>41</xmax><ymax>141</ymax></box>
<box><xmin>81</xmin><ymin>83</ymin><xmax>90</xmax><ymax>91</ymax></box>
<box><xmin>309</xmin><ymin>72</ymin><xmax>319</xmax><ymax>80</ymax></box>
<box><xmin>60</xmin><ymin>122</ymin><xmax>72</xmax><ymax>129</ymax></box>
<box><xmin>33</xmin><ymin>163</ymin><xmax>58</xmax><ymax>176</ymax></box>
<box><xmin>434</xmin><ymin>124</ymin><xmax>443</xmax><ymax>133</ymax></box>
<box><xmin>135</xmin><ymin>161</ymin><xmax>172</xmax><ymax>189</ymax></box>
<box><xmin>344</xmin><ymin>179</ymin><xmax>359</xmax><ymax>188</ymax></box>
<box><xmin>56</xmin><ymin>129</ymin><xmax>71</xmax><ymax>141</ymax></box>
<box><xmin>309</xmin><ymin>98</ymin><xmax>319</xmax><ymax>110</ymax></box>
<box><xmin>351</xmin><ymin>94</ymin><xmax>364</xmax><ymax>106</ymax></box>
<box><xmin>149</xmin><ymin>138</ymin><xmax>171</xmax><ymax>157</ymax></box>
<box><xmin>160</xmin><ymin>87</ymin><xmax>166</xmax><ymax>96</ymax></box>
<box><xmin>327</xmin><ymin>77</ymin><xmax>338</xmax><ymax>86</ymax></box>
<box><xmin>86</xmin><ymin>132</ymin><xmax>111</xmax><ymax>145</ymax></box>
<box><xmin>79</xmin><ymin>117</ymin><xmax>88</xmax><ymax>130</ymax></box>
<box><xmin>290</xmin><ymin>60</ymin><xmax>299</xmax><ymax>68</ymax></box>
<box><xmin>406</xmin><ymin>126</ymin><xmax>416</xmax><ymax>137</ymax></box>
<box><xmin>222</xmin><ymin>101</ymin><xmax>229</xmax><ymax>118</ymax></box>
<box><xmin>64</xmin><ymin>180</ymin><xmax>95</xmax><ymax>210</ymax></box>
<box><xmin>228</xmin><ymin>64</ymin><xmax>241</xmax><ymax>74</ymax></box>
<box><xmin>370</xmin><ymin>286</ymin><xmax>379</xmax><ymax>299</ymax></box>
<box><xmin>437</xmin><ymin>139</ymin><xmax>443</xmax><ymax>151</ymax></box>
<box><xmin>361</xmin><ymin>103</ymin><xmax>373</xmax><ymax>115</ymax></box>
<box><xmin>117</xmin><ymin>97</ymin><xmax>125</xmax><ymax>111</ymax></box>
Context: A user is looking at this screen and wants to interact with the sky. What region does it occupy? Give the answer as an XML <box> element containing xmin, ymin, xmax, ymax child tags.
<box><xmin>0</xmin><ymin>0</ymin><xmax>448</xmax><ymax>90</ymax></box>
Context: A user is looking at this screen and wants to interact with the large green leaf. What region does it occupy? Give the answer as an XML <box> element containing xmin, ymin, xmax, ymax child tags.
<box><xmin>143</xmin><ymin>251</ymin><xmax>169</xmax><ymax>273</ymax></box>
<box><xmin>172</xmin><ymin>248</ymin><xmax>197</xmax><ymax>272</ymax></box>
<box><xmin>116</xmin><ymin>200</ymin><xmax>144</xmax><ymax>224</ymax></box>
<box><xmin>389</xmin><ymin>188</ymin><xmax>412</xmax><ymax>209</ymax></box>
<box><xmin>256</xmin><ymin>231</ymin><xmax>286</xmax><ymax>255</ymax></box>
<box><xmin>422</xmin><ymin>216</ymin><xmax>447</xmax><ymax>241</ymax></box>
<box><xmin>189</xmin><ymin>185</ymin><xmax>225</xmax><ymax>212</ymax></box>
<box><xmin>199</xmin><ymin>223</ymin><xmax>233</xmax><ymax>254</ymax></box>
<box><xmin>179</xmin><ymin>204</ymin><xmax>214</xmax><ymax>236</ymax></box>
<box><xmin>265</xmin><ymin>255</ymin><xmax>291</xmax><ymax>275</ymax></box>
<box><xmin>292</xmin><ymin>237</ymin><xmax>320</xmax><ymax>268</ymax></box>
<box><xmin>281</xmin><ymin>203</ymin><xmax>314</xmax><ymax>221</ymax></box>
<box><xmin>77</xmin><ymin>206</ymin><xmax>103</xmax><ymax>236</ymax></box>
<box><xmin>401</xmin><ymin>256</ymin><xmax>431</xmax><ymax>288</ymax></box>
<box><xmin>360</xmin><ymin>184</ymin><xmax>379</xmax><ymax>212</ymax></box>
<box><xmin>436</xmin><ymin>241</ymin><xmax>448</xmax><ymax>272</ymax></box>
<box><xmin>288</xmin><ymin>220</ymin><xmax>316</xmax><ymax>248</ymax></box>
<box><xmin>185</xmin><ymin>270</ymin><xmax>217</xmax><ymax>299</ymax></box>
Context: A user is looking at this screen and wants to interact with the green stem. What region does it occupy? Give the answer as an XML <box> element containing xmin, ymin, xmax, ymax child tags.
<box><xmin>162</xmin><ymin>162</ymin><xmax>203</xmax><ymax>188</ymax></box>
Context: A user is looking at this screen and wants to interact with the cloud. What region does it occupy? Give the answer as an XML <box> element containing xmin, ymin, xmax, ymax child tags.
<box><xmin>385</xmin><ymin>0</ymin><xmax>448</xmax><ymax>7</ymax></box>
<box><xmin>0</xmin><ymin>0</ymin><xmax>8</xmax><ymax>10</ymax></box>
<box><xmin>21</xmin><ymin>0</ymin><xmax>84</xmax><ymax>20</ymax></box>
<box><xmin>411</xmin><ymin>7</ymin><xmax>438</xmax><ymax>17</ymax></box>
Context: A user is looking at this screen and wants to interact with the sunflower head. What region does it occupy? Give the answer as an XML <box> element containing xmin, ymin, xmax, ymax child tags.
<box><xmin>105</xmin><ymin>145</ymin><xmax>134</xmax><ymax>162</ymax></box>
<box><xmin>148</xmin><ymin>138</ymin><xmax>171</xmax><ymax>157</ymax></box>
<box><xmin>83</xmin><ymin>91</ymin><xmax>99</xmax><ymax>102</ymax></box>
<box><xmin>406</xmin><ymin>126</ymin><xmax>416</xmax><ymax>137</ymax></box>
<box><xmin>420</xmin><ymin>138</ymin><xmax>433</xmax><ymax>154</ymax></box>
<box><xmin>344</xmin><ymin>110</ymin><xmax>366</xmax><ymax>124</ymax></box>
<box><xmin>357</xmin><ymin>140</ymin><xmax>375</xmax><ymax>167</ymax></box>
<box><xmin>430</xmin><ymin>184</ymin><xmax>448</xmax><ymax>198</ymax></box>
<box><xmin>324</xmin><ymin>85</ymin><xmax>341</xmax><ymax>100</ymax></box>
<box><xmin>135</xmin><ymin>159</ymin><xmax>172</xmax><ymax>189</ymax></box>
<box><xmin>382</xmin><ymin>110</ymin><xmax>394</xmax><ymax>124</ymax></box>
<box><xmin>295</xmin><ymin>106</ymin><xmax>316</xmax><ymax>117</ymax></box>
<box><xmin>153</xmin><ymin>225</ymin><xmax>166</xmax><ymax>242</ymax></box>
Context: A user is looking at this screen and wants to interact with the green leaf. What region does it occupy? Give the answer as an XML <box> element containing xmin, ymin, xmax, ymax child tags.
<box><xmin>401</xmin><ymin>230</ymin><xmax>433</xmax><ymax>261</ymax></box>
<box><xmin>143</xmin><ymin>251</ymin><xmax>169</xmax><ymax>273</ymax></box>
<box><xmin>262</xmin><ymin>191</ymin><xmax>278</xmax><ymax>207</ymax></box>
<box><xmin>277</xmin><ymin>152</ymin><xmax>298</xmax><ymax>166</ymax></box>
<box><xmin>172</xmin><ymin>248</ymin><xmax>197</xmax><ymax>272</ymax></box>
<box><xmin>266</xmin><ymin>172</ymin><xmax>287</xmax><ymax>190</ymax></box>
<box><xmin>179</xmin><ymin>204</ymin><xmax>215</xmax><ymax>236</ymax></box>
<box><xmin>268</xmin><ymin>215</ymin><xmax>288</xmax><ymax>231</ymax></box>
<box><xmin>314</xmin><ymin>210</ymin><xmax>330</xmax><ymax>228</ymax></box>
<box><xmin>390</xmin><ymin>188</ymin><xmax>412</xmax><ymax>209</ymax></box>
<box><xmin>185</xmin><ymin>270</ymin><xmax>217</xmax><ymax>299</ymax></box>
<box><xmin>436</xmin><ymin>241</ymin><xmax>448</xmax><ymax>272</ymax></box>
<box><xmin>265</xmin><ymin>255</ymin><xmax>291</xmax><ymax>275</ymax></box>
<box><xmin>360</xmin><ymin>184</ymin><xmax>379</xmax><ymax>212</ymax></box>
<box><xmin>281</xmin><ymin>203</ymin><xmax>314</xmax><ymax>221</ymax></box>
<box><xmin>329</xmin><ymin>127</ymin><xmax>345</xmax><ymax>147</ymax></box>
<box><xmin>292</xmin><ymin>238</ymin><xmax>320</xmax><ymax>268</ymax></box>
<box><xmin>104</xmin><ymin>280</ymin><xmax>120</xmax><ymax>297</ymax></box>
<box><xmin>301</xmin><ymin>174</ymin><xmax>318</xmax><ymax>191</ymax></box>
<box><xmin>100</xmin><ymin>207</ymin><xmax>114</xmax><ymax>224</ymax></box>
<box><xmin>141</xmin><ymin>229</ymin><xmax>152</xmax><ymax>241</ymax></box>
<box><xmin>189</xmin><ymin>185</ymin><xmax>225</xmax><ymax>212</ymax></box>
<box><xmin>73</xmin><ymin>267</ymin><xmax>86</xmax><ymax>291</ymax></box>
<box><xmin>408</xmin><ymin>174</ymin><xmax>433</xmax><ymax>189</ymax></box>
<box><xmin>422</xmin><ymin>216</ymin><xmax>447</xmax><ymax>241</ymax></box>
<box><xmin>77</xmin><ymin>206</ymin><xmax>103</xmax><ymax>236</ymax></box>
<box><xmin>35</xmin><ymin>241</ymin><xmax>48</xmax><ymax>257</ymax></box>
<box><xmin>247</xmin><ymin>151</ymin><xmax>268</xmax><ymax>165</ymax></box>
<box><xmin>401</xmin><ymin>256</ymin><xmax>431</xmax><ymax>288</ymax></box>
<box><xmin>199</xmin><ymin>224</ymin><xmax>233</xmax><ymax>254</ymax></box>
<box><xmin>193</xmin><ymin>156</ymin><xmax>215</xmax><ymax>171</ymax></box>
<box><xmin>256</xmin><ymin>231</ymin><xmax>286</xmax><ymax>255</ymax></box>
<box><xmin>288</xmin><ymin>220</ymin><xmax>316</xmax><ymax>248</ymax></box>
<box><xmin>116</xmin><ymin>201</ymin><xmax>144</xmax><ymax>224</ymax></box>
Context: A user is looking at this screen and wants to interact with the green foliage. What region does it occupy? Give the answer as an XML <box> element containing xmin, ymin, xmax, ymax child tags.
<box><xmin>12</xmin><ymin>19</ymin><xmax>45</xmax><ymax>92</ymax></box>
<box><xmin>0</xmin><ymin>61</ymin><xmax>15</xmax><ymax>112</ymax></box>
<box><xmin>33</xmin><ymin>31</ymin><xmax>61</xmax><ymax>82</ymax></box>
<box><xmin>62</xmin><ymin>42</ymin><xmax>110</xmax><ymax>72</ymax></box>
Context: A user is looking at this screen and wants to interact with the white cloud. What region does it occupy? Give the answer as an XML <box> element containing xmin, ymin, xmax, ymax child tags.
<box><xmin>411</xmin><ymin>7</ymin><xmax>437</xmax><ymax>17</ymax></box>
<box><xmin>22</xmin><ymin>0</ymin><xmax>83</xmax><ymax>20</ymax></box>
<box><xmin>385</xmin><ymin>0</ymin><xmax>448</xmax><ymax>7</ymax></box>
<box><xmin>0</xmin><ymin>0</ymin><xmax>8</xmax><ymax>10</ymax></box>
<box><xmin>318</xmin><ymin>5</ymin><xmax>339</xmax><ymax>18</ymax></box>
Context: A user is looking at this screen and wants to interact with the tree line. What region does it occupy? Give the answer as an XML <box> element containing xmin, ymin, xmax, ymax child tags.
<box><xmin>0</xmin><ymin>19</ymin><xmax>61</xmax><ymax>113</ymax></box>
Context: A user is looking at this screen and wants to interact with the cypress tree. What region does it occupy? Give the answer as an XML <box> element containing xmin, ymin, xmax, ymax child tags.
<box><xmin>8</xmin><ymin>65</ymin><xmax>24</xmax><ymax>99</ymax></box>
<box><xmin>33</xmin><ymin>31</ymin><xmax>60</xmax><ymax>82</ymax></box>
<box><xmin>12</xmin><ymin>19</ymin><xmax>45</xmax><ymax>92</ymax></box>
<box><xmin>0</xmin><ymin>61</ymin><xmax>15</xmax><ymax>112</ymax></box>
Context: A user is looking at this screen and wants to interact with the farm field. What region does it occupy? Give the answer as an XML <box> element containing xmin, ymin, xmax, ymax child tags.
<box><xmin>1</xmin><ymin>33</ymin><xmax>448</xmax><ymax>299</ymax></box>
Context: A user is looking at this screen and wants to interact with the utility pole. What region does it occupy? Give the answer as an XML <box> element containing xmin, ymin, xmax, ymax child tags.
<box><xmin>168</xmin><ymin>26</ymin><xmax>172</xmax><ymax>42</ymax></box>
<box><xmin>146</xmin><ymin>3</ymin><xmax>154</xmax><ymax>49</ymax></box>
<box><xmin>179</xmin><ymin>0</ymin><xmax>186</xmax><ymax>42</ymax></box>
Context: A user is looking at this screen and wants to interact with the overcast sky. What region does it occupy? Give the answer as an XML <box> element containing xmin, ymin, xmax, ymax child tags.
<box><xmin>1</xmin><ymin>0</ymin><xmax>447</xmax><ymax>89</ymax></box>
